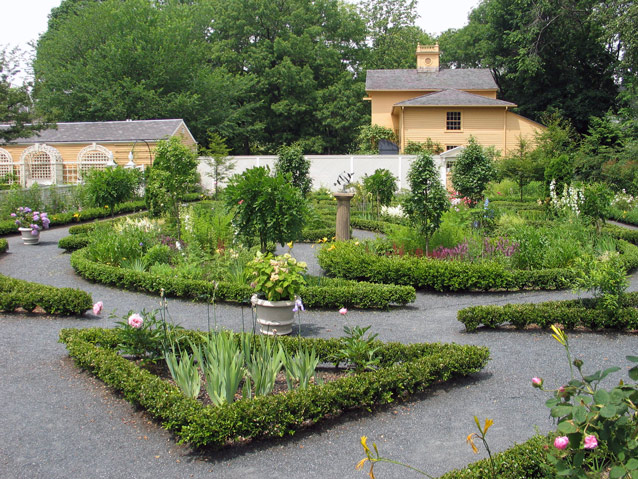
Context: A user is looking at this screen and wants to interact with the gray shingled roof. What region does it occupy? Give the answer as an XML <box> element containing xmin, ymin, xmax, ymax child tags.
<box><xmin>1</xmin><ymin>119</ymin><xmax>189</xmax><ymax>144</ymax></box>
<box><xmin>394</xmin><ymin>89</ymin><xmax>516</xmax><ymax>107</ymax></box>
<box><xmin>366</xmin><ymin>68</ymin><xmax>497</xmax><ymax>91</ymax></box>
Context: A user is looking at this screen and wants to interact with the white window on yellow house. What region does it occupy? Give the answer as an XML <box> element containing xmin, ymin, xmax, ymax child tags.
<box><xmin>446</xmin><ymin>112</ymin><xmax>461</xmax><ymax>130</ymax></box>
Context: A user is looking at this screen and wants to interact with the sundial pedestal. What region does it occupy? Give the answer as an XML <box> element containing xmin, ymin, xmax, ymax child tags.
<box><xmin>333</xmin><ymin>192</ymin><xmax>355</xmax><ymax>241</ymax></box>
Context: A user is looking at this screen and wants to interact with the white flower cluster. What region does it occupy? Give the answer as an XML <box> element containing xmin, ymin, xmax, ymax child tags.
<box><xmin>611</xmin><ymin>189</ymin><xmax>637</xmax><ymax>209</ymax></box>
<box><xmin>115</xmin><ymin>216</ymin><xmax>162</xmax><ymax>233</ymax></box>
<box><xmin>549</xmin><ymin>180</ymin><xmax>584</xmax><ymax>216</ymax></box>
<box><xmin>381</xmin><ymin>205</ymin><xmax>405</xmax><ymax>218</ymax></box>
<box><xmin>180</xmin><ymin>205</ymin><xmax>194</xmax><ymax>234</ymax></box>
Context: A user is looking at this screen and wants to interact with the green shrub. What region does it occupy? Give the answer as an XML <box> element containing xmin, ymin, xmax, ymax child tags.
<box><xmin>0</xmin><ymin>238</ymin><xmax>7</xmax><ymax>253</ymax></box>
<box><xmin>0</xmin><ymin>274</ymin><xmax>92</xmax><ymax>315</ymax></box>
<box><xmin>69</xmin><ymin>248</ymin><xmax>415</xmax><ymax>309</ymax></box>
<box><xmin>58</xmin><ymin>235</ymin><xmax>90</xmax><ymax>252</ymax></box>
<box><xmin>142</xmin><ymin>244</ymin><xmax>173</xmax><ymax>267</ymax></box>
<box><xmin>83</xmin><ymin>166</ymin><xmax>142</xmax><ymax>215</ymax></box>
<box><xmin>457</xmin><ymin>292</ymin><xmax>638</xmax><ymax>332</ymax></box>
<box><xmin>59</xmin><ymin>327</ymin><xmax>489</xmax><ymax>448</ymax></box>
<box><xmin>318</xmin><ymin>239</ymin><xmax>638</xmax><ymax>292</ymax></box>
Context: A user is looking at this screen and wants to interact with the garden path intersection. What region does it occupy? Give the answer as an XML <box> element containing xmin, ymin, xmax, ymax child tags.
<box><xmin>1</xmin><ymin>224</ymin><xmax>638</xmax><ymax>479</ymax></box>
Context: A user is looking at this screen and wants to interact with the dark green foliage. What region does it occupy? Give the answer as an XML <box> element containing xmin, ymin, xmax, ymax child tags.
<box><xmin>0</xmin><ymin>273</ymin><xmax>92</xmax><ymax>315</ymax></box>
<box><xmin>317</xmin><ymin>239</ymin><xmax>638</xmax><ymax>292</ymax></box>
<box><xmin>59</xmin><ymin>327</ymin><xmax>489</xmax><ymax>448</ymax></box>
<box><xmin>362</xmin><ymin>169</ymin><xmax>397</xmax><ymax>218</ymax></box>
<box><xmin>275</xmin><ymin>145</ymin><xmax>312</xmax><ymax>197</ymax></box>
<box><xmin>355</xmin><ymin>125</ymin><xmax>398</xmax><ymax>154</ymax></box>
<box><xmin>0</xmin><ymin>238</ymin><xmax>7</xmax><ymax>253</ymax></box>
<box><xmin>458</xmin><ymin>292</ymin><xmax>638</xmax><ymax>332</ymax></box>
<box><xmin>58</xmin><ymin>234</ymin><xmax>90</xmax><ymax>252</ymax></box>
<box><xmin>402</xmin><ymin>152</ymin><xmax>450</xmax><ymax>253</ymax></box>
<box><xmin>0</xmin><ymin>47</ymin><xmax>47</xmax><ymax>144</ymax></box>
<box><xmin>69</xmin><ymin>248</ymin><xmax>415</xmax><ymax>309</ymax></box>
<box><xmin>544</xmin><ymin>154</ymin><xmax>574</xmax><ymax>196</ymax></box>
<box><xmin>224</xmin><ymin>167</ymin><xmax>307</xmax><ymax>253</ymax></box>
<box><xmin>83</xmin><ymin>166</ymin><xmax>142</xmax><ymax>215</ymax></box>
<box><xmin>451</xmin><ymin>138</ymin><xmax>495</xmax><ymax>204</ymax></box>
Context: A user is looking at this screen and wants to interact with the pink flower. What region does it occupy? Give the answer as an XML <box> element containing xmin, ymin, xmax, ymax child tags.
<box><xmin>339</xmin><ymin>307</ymin><xmax>347</xmax><ymax>315</ymax></box>
<box><xmin>238</xmin><ymin>199</ymin><xmax>244</xmax><ymax>205</ymax></box>
<box><xmin>128</xmin><ymin>313</ymin><xmax>144</xmax><ymax>329</ymax></box>
<box><xmin>532</xmin><ymin>377</ymin><xmax>543</xmax><ymax>388</ymax></box>
<box><xmin>554</xmin><ymin>436</ymin><xmax>569</xmax><ymax>450</ymax></box>
<box><xmin>584</xmin><ymin>435</ymin><xmax>598</xmax><ymax>450</ymax></box>
<box><xmin>92</xmin><ymin>301</ymin><xmax>103</xmax><ymax>315</ymax></box>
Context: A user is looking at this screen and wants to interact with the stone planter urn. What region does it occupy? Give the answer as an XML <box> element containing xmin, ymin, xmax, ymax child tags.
<box><xmin>251</xmin><ymin>294</ymin><xmax>296</xmax><ymax>335</ymax></box>
<box><xmin>18</xmin><ymin>227</ymin><xmax>40</xmax><ymax>245</ymax></box>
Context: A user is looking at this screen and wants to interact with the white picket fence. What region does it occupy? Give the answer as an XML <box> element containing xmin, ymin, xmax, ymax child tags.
<box><xmin>197</xmin><ymin>151</ymin><xmax>462</xmax><ymax>193</ymax></box>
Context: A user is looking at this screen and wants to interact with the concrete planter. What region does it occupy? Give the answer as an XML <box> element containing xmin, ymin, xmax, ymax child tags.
<box><xmin>251</xmin><ymin>294</ymin><xmax>296</xmax><ymax>335</ymax></box>
<box><xmin>18</xmin><ymin>227</ymin><xmax>40</xmax><ymax>245</ymax></box>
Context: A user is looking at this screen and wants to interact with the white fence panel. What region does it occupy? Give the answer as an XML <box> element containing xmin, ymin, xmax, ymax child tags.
<box><xmin>198</xmin><ymin>153</ymin><xmax>455</xmax><ymax>193</ymax></box>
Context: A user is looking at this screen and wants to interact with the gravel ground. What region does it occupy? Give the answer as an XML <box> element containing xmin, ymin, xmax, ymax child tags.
<box><xmin>1</xmin><ymin>224</ymin><xmax>638</xmax><ymax>479</ymax></box>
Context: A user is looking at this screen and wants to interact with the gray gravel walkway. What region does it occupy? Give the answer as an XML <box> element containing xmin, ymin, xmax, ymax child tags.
<box><xmin>1</xmin><ymin>225</ymin><xmax>638</xmax><ymax>479</ymax></box>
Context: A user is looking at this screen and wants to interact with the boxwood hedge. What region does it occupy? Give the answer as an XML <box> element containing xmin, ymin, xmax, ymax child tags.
<box><xmin>0</xmin><ymin>273</ymin><xmax>92</xmax><ymax>315</ymax></box>
<box><xmin>458</xmin><ymin>292</ymin><xmax>638</xmax><ymax>332</ymax></box>
<box><xmin>0</xmin><ymin>193</ymin><xmax>203</xmax><ymax>236</ymax></box>
<box><xmin>59</xmin><ymin>327</ymin><xmax>489</xmax><ymax>448</ymax></box>
<box><xmin>0</xmin><ymin>238</ymin><xmax>7</xmax><ymax>253</ymax></box>
<box><xmin>318</xmin><ymin>239</ymin><xmax>638</xmax><ymax>292</ymax></box>
<box><xmin>69</xmin><ymin>248</ymin><xmax>415</xmax><ymax>309</ymax></box>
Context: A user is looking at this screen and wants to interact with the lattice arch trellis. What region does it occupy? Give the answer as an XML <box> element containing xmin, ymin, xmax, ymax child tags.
<box><xmin>0</xmin><ymin>147</ymin><xmax>15</xmax><ymax>183</ymax></box>
<box><xmin>20</xmin><ymin>144</ymin><xmax>63</xmax><ymax>187</ymax></box>
<box><xmin>77</xmin><ymin>143</ymin><xmax>113</xmax><ymax>178</ymax></box>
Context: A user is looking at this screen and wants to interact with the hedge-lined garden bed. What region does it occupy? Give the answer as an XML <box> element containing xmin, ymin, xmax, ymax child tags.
<box><xmin>317</xmin><ymin>239</ymin><xmax>638</xmax><ymax>292</ymax></box>
<box><xmin>0</xmin><ymin>193</ymin><xmax>203</xmax><ymax>236</ymax></box>
<box><xmin>458</xmin><ymin>293</ymin><xmax>638</xmax><ymax>332</ymax></box>
<box><xmin>0</xmin><ymin>273</ymin><xmax>92</xmax><ymax>315</ymax></box>
<box><xmin>69</xmin><ymin>248</ymin><xmax>415</xmax><ymax>309</ymax></box>
<box><xmin>59</xmin><ymin>327</ymin><xmax>489</xmax><ymax>448</ymax></box>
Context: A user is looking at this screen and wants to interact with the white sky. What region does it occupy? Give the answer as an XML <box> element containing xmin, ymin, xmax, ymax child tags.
<box><xmin>0</xmin><ymin>0</ymin><xmax>480</xmax><ymax>52</ymax></box>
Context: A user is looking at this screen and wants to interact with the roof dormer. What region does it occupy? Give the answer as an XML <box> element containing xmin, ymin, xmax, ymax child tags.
<box><xmin>416</xmin><ymin>43</ymin><xmax>440</xmax><ymax>73</ymax></box>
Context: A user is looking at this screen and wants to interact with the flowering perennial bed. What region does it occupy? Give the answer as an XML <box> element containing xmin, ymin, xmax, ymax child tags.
<box><xmin>59</xmin><ymin>328</ymin><xmax>489</xmax><ymax>448</ymax></box>
<box><xmin>69</xmin><ymin>248</ymin><xmax>416</xmax><ymax>309</ymax></box>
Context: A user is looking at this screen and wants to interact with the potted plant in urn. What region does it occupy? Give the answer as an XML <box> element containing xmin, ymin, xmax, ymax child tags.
<box><xmin>11</xmin><ymin>207</ymin><xmax>51</xmax><ymax>245</ymax></box>
<box><xmin>247</xmin><ymin>252</ymin><xmax>307</xmax><ymax>335</ymax></box>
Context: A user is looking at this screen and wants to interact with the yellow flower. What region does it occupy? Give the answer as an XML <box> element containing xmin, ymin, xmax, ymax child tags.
<box><xmin>466</xmin><ymin>433</ymin><xmax>479</xmax><ymax>454</ymax></box>
<box><xmin>287</xmin><ymin>241</ymin><xmax>294</xmax><ymax>249</ymax></box>
<box><xmin>105</xmin><ymin>205</ymin><xmax>109</xmax><ymax>208</ymax></box>
<box><xmin>551</xmin><ymin>325</ymin><xmax>567</xmax><ymax>347</ymax></box>
<box><xmin>327</xmin><ymin>245</ymin><xmax>336</xmax><ymax>251</ymax></box>
<box><xmin>355</xmin><ymin>241</ymin><xmax>360</xmax><ymax>246</ymax></box>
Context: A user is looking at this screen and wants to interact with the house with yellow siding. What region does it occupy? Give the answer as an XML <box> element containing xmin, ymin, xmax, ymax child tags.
<box><xmin>0</xmin><ymin>119</ymin><xmax>196</xmax><ymax>187</ymax></box>
<box><xmin>365</xmin><ymin>44</ymin><xmax>544</xmax><ymax>154</ymax></box>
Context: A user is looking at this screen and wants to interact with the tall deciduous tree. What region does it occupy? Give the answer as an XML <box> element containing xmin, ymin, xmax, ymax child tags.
<box><xmin>402</xmin><ymin>152</ymin><xmax>449</xmax><ymax>254</ymax></box>
<box><xmin>0</xmin><ymin>48</ymin><xmax>45</xmax><ymax>144</ymax></box>
<box><xmin>439</xmin><ymin>0</ymin><xmax>618</xmax><ymax>133</ymax></box>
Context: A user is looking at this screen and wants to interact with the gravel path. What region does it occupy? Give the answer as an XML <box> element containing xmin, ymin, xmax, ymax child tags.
<box><xmin>1</xmin><ymin>225</ymin><xmax>638</xmax><ymax>479</ymax></box>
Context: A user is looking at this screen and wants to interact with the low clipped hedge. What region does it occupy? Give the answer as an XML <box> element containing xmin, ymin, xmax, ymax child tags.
<box><xmin>69</xmin><ymin>248</ymin><xmax>415</xmax><ymax>309</ymax></box>
<box><xmin>350</xmin><ymin>217</ymin><xmax>397</xmax><ymax>234</ymax></box>
<box><xmin>0</xmin><ymin>273</ymin><xmax>92</xmax><ymax>315</ymax></box>
<box><xmin>58</xmin><ymin>234</ymin><xmax>90</xmax><ymax>252</ymax></box>
<box><xmin>458</xmin><ymin>293</ymin><xmax>638</xmax><ymax>332</ymax></box>
<box><xmin>318</xmin><ymin>239</ymin><xmax>638</xmax><ymax>292</ymax></box>
<box><xmin>0</xmin><ymin>193</ymin><xmax>203</xmax><ymax>236</ymax></box>
<box><xmin>300</xmin><ymin>227</ymin><xmax>336</xmax><ymax>243</ymax></box>
<box><xmin>59</xmin><ymin>327</ymin><xmax>489</xmax><ymax>448</ymax></box>
<box><xmin>608</xmin><ymin>207</ymin><xmax>638</xmax><ymax>226</ymax></box>
<box><xmin>440</xmin><ymin>434</ymin><xmax>552</xmax><ymax>478</ymax></box>
<box><xmin>0</xmin><ymin>238</ymin><xmax>7</xmax><ymax>253</ymax></box>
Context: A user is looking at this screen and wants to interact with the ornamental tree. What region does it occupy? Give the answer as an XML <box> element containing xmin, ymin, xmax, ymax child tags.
<box><xmin>402</xmin><ymin>152</ymin><xmax>449</xmax><ymax>254</ymax></box>
<box><xmin>275</xmin><ymin>144</ymin><xmax>312</xmax><ymax>197</ymax></box>
<box><xmin>451</xmin><ymin>137</ymin><xmax>495</xmax><ymax>205</ymax></box>
<box><xmin>224</xmin><ymin>167</ymin><xmax>307</xmax><ymax>253</ymax></box>
<box><xmin>362</xmin><ymin>168</ymin><xmax>397</xmax><ymax>219</ymax></box>
<box><xmin>84</xmin><ymin>166</ymin><xmax>141</xmax><ymax>216</ymax></box>
<box><xmin>145</xmin><ymin>136</ymin><xmax>198</xmax><ymax>237</ymax></box>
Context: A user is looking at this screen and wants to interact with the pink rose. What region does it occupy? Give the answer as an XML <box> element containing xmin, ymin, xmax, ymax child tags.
<box><xmin>128</xmin><ymin>313</ymin><xmax>144</xmax><ymax>329</ymax></box>
<box><xmin>339</xmin><ymin>307</ymin><xmax>347</xmax><ymax>315</ymax></box>
<box><xmin>92</xmin><ymin>301</ymin><xmax>103</xmax><ymax>315</ymax></box>
<box><xmin>532</xmin><ymin>377</ymin><xmax>543</xmax><ymax>388</ymax></box>
<box><xmin>584</xmin><ymin>435</ymin><xmax>598</xmax><ymax>450</ymax></box>
<box><xmin>554</xmin><ymin>436</ymin><xmax>569</xmax><ymax>450</ymax></box>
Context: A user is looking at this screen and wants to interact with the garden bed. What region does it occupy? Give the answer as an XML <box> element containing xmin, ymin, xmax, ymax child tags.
<box><xmin>59</xmin><ymin>327</ymin><xmax>489</xmax><ymax>448</ymax></box>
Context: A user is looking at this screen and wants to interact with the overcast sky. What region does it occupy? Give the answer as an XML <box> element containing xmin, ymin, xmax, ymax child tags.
<box><xmin>1</xmin><ymin>0</ymin><xmax>480</xmax><ymax>52</ymax></box>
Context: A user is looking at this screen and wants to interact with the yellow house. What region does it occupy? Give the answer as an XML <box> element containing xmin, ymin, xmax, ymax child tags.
<box><xmin>365</xmin><ymin>44</ymin><xmax>544</xmax><ymax>154</ymax></box>
<box><xmin>0</xmin><ymin>119</ymin><xmax>196</xmax><ymax>187</ymax></box>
